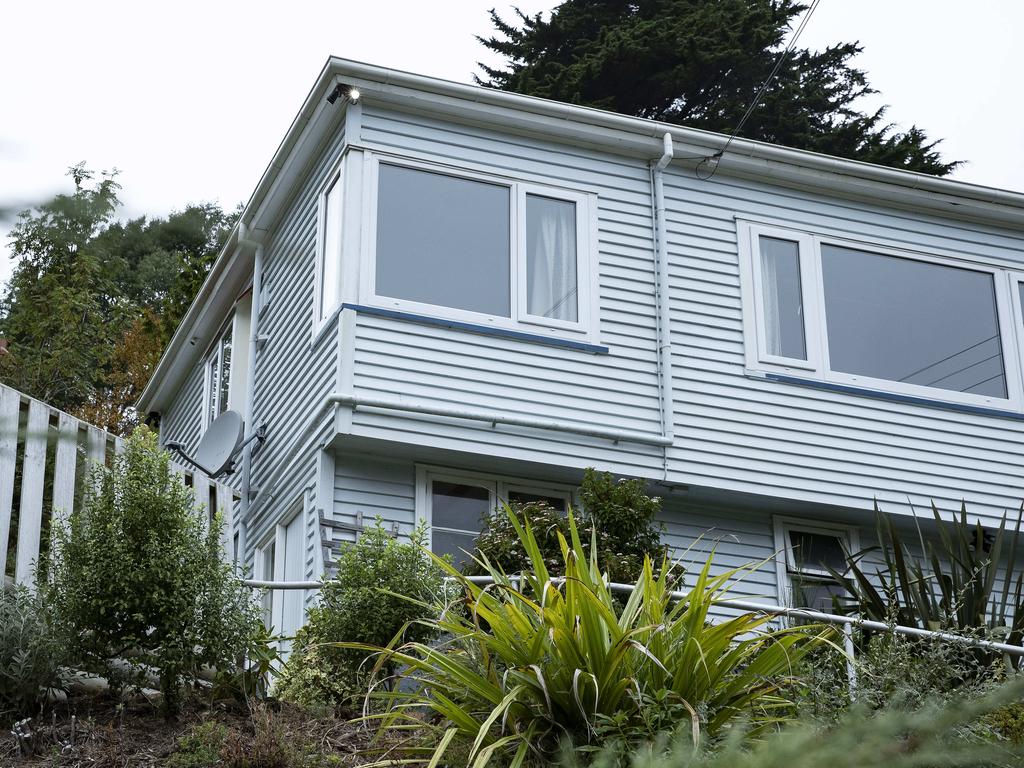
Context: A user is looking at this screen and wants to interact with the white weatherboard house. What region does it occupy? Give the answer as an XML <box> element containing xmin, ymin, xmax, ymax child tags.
<box><xmin>138</xmin><ymin>58</ymin><xmax>1024</xmax><ymax>640</ymax></box>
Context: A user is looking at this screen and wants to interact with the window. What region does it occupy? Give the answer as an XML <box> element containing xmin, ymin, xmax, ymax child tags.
<box><xmin>366</xmin><ymin>156</ymin><xmax>595</xmax><ymax>338</ymax></box>
<box><xmin>417</xmin><ymin>468</ymin><xmax>574</xmax><ymax>569</ymax></box>
<box><xmin>774</xmin><ymin>519</ymin><xmax>856</xmax><ymax>613</ymax></box>
<box><xmin>740</xmin><ymin>222</ymin><xmax>1024</xmax><ymax>409</ymax></box>
<box><xmin>203</xmin><ymin>317</ymin><xmax>233</xmax><ymax>428</ymax></box>
<box><xmin>317</xmin><ymin>169</ymin><xmax>344</xmax><ymax>322</ymax></box>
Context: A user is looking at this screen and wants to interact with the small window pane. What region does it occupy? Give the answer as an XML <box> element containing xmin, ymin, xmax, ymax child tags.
<box><xmin>507</xmin><ymin>490</ymin><xmax>567</xmax><ymax>511</ymax></box>
<box><xmin>320</xmin><ymin>175</ymin><xmax>343</xmax><ymax>319</ymax></box>
<box><xmin>432</xmin><ymin>481</ymin><xmax>490</xmax><ymax>531</ymax></box>
<box><xmin>788</xmin><ymin>530</ymin><xmax>846</xmax><ymax>574</ymax></box>
<box><xmin>206</xmin><ymin>356</ymin><xmax>219</xmax><ymax>425</ymax></box>
<box><xmin>526</xmin><ymin>195</ymin><xmax>578</xmax><ymax>322</ymax></box>
<box><xmin>790</xmin><ymin>576</ymin><xmax>847</xmax><ymax>613</ymax></box>
<box><xmin>759</xmin><ymin>236</ymin><xmax>807</xmax><ymax>360</ymax></box>
<box><xmin>218</xmin><ymin>330</ymin><xmax>232</xmax><ymax>416</ymax></box>
<box><xmin>432</xmin><ymin>529</ymin><xmax>478</xmax><ymax>571</ymax></box>
<box><xmin>821</xmin><ymin>245</ymin><xmax>1006</xmax><ymax>398</ymax></box>
<box><xmin>376</xmin><ymin>164</ymin><xmax>510</xmax><ymax>316</ymax></box>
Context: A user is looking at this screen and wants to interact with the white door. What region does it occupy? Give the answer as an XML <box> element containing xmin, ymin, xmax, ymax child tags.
<box><xmin>276</xmin><ymin>509</ymin><xmax>307</xmax><ymax>656</ymax></box>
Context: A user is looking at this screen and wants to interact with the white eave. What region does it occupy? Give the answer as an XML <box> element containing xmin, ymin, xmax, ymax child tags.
<box><xmin>137</xmin><ymin>55</ymin><xmax>1024</xmax><ymax>415</ymax></box>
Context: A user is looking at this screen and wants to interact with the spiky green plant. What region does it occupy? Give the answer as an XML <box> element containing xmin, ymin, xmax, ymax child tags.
<box><xmin>354</xmin><ymin>508</ymin><xmax>830</xmax><ymax>767</ymax></box>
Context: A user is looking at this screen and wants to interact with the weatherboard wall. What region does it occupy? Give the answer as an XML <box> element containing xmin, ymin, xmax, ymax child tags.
<box><xmin>661</xmin><ymin>167</ymin><xmax>1024</xmax><ymax>528</ymax></box>
<box><xmin>341</xmin><ymin>105</ymin><xmax>665</xmax><ymax>478</ymax></box>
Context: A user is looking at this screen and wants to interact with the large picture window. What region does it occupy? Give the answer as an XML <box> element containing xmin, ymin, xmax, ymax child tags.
<box><xmin>740</xmin><ymin>221</ymin><xmax>1024</xmax><ymax>410</ymax></box>
<box><xmin>365</xmin><ymin>156</ymin><xmax>596</xmax><ymax>338</ymax></box>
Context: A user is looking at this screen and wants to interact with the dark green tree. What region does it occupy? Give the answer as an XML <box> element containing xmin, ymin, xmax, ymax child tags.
<box><xmin>477</xmin><ymin>0</ymin><xmax>957</xmax><ymax>175</ymax></box>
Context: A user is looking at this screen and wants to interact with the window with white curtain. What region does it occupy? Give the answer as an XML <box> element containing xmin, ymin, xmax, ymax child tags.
<box><xmin>739</xmin><ymin>220</ymin><xmax>1024</xmax><ymax>410</ymax></box>
<box><xmin>318</xmin><ymin>171</ymin><xmax>343</xmax><ymax>321</ymax></box>
<box><xmin>367</xmin><ymin>156</ymin><xmax>595</xmax><ymax>338</ymax></box>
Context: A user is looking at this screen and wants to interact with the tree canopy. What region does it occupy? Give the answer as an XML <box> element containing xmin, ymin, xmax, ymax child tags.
<box><xmin>0</xmin><ymin>164</ymin><xmax>237</xmax><ymax>433</ymax></box>
<box><xmin>477</xmin><ymin>0</ymin><xmax>958</xmax><ymax>175</ymax></box>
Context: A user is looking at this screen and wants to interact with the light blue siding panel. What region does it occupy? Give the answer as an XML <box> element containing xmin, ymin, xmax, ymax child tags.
<box><xmin>347</xmin><ymin>105</ymin><xmax>664</xmax><ymax>477</ymax></box>
<box><xmin>665</xmin><ymin>167</ymin><xmax>1024</xmax><ymax>528</ymax></box>
<box><xmin>160</xmin><ymin>364</ymin><xmax>204</xmax><ymax>452</ymax></box>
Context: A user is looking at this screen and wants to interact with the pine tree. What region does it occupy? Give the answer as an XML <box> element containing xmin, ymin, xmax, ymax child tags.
<box><xmin>477</xmin><ymin>0</ymin><xmax>957</xmax><ymax>175</ymax></box>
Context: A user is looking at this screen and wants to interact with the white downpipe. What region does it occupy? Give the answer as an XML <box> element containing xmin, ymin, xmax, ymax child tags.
<box><xmin>651</xmin><ymin>132</ymin><xmax>675</xmax><ymax>477</ymax></box>
<box><xmin>236</xmin><ymin>223</ymin><xmax>263</xmax><ymax>571</ymax></box>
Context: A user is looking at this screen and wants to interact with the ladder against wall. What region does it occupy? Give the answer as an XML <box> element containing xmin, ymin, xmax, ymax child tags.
<box><xmin>0</xmin><ymin>383</ymin><xmax>236</xmax><ymax>588</ymax></box>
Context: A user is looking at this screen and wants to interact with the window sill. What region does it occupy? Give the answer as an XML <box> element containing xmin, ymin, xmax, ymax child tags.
<box><xmin>311</xmin><ymin>309</ymin><xmax>340</xmax><ymax>348</ymax></box>
<box><xmin>341</xmin><ymin>303</ymin><xmax>609</xmax><ymax>354</ymax></box>
<box><xmin>758</xmin><ymin>371</ymin><xmax>1024</xmax><ymax>421</ymax></box>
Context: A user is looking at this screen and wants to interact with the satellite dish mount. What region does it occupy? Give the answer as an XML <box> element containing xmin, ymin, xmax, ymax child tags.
<box><xmin>166</xmin><ymin>410</ymin><xmax>265</xmax><ymax>478</ymax></box>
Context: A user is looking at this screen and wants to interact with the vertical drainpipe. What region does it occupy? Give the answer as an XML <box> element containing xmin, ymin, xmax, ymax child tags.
<box><xmin>651</xmin><ymin>132</ymin><xmax>675</xmax><ymax>480</ymax></box>
<box><xmin>237</xmin><ymin>221</ymin><xmax>263</xmax><ymax>573</ymax></box>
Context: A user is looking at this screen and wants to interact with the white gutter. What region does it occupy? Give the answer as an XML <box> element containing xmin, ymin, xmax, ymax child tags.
<box><xmin>651</xmin><ymin>132</ymin><xmax>675</xmax><ymax>478</ymax></box>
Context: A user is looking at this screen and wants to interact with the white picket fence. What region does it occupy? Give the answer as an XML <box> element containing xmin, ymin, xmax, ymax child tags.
<box><xmin>0</xmin><ymin>383</ymin><xmax>236</xmax><ymax>587</ymax></box>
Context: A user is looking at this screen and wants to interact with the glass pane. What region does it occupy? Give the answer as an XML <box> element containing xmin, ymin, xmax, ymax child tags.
<box><xmin>788</xmin><ymin>530</ymin><xmax>846</xmax><ymax>574</ymax></box>
<box><xmin>759</xmin><ymin>236</ymin><xmax>806</xmax><ymax>359</ymax></box>
<box><xmin>218</xmin><ymin>330</ymin><xmax>232</xmax><ymax>415</ymax></box>
<box><xmin>206</xmin><ymin>355</ymin><xmax>219</xmax><ymax>425</ymax></box>
<box><xmin>432</xmin><ymin>481</ymin><xmax>490</xmax><ymax>531</ymax></box>
<box><xmin>822</xmin><ymin>245</ymin><xmax>1006</xmax><ymax>398</ymax></box>
<box><xmin>790</xmin><ymin>576</ymin><xmax>847</xmax><ymax>613</ymax></box>
<box><xmin>431</xmin><ymin>529</ymin><xmax>478</xmax><ymax>571</ymax></box>
<box><xmin>376</xmin><ymin>164</ymin><xmax>510</xmax><ymax>316</ymax></box>
<box><xmin>507</xmin><ymin>490</ymin><xmax>567</xmax><ymax>511</ymax></box>
<box><xmin>320</xmin><ymin>175</ymin><xmax>343</xmax><ymax>318</ymax></box>
<box><xmin>526</xmin><ymin>195</ymin><xmax>578</xmax><ymax>322</ymax></box>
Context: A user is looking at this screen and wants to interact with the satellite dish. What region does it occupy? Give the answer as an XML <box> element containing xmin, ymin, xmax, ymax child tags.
<box><xmin>166</xmin><ymin>410</ymin><xmax>263</xmax><ymax>479</ymax></box>
<box><xmin>194</xmin><ymin>410</ymin><xmax>245</xmax><ymax>477</ymax></box>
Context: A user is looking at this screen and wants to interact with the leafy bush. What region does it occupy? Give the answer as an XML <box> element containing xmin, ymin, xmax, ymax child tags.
<box><xmin>363</xmin><ymin>509</ymin><xmax>828</xmax><ymax>766</ymax></box>
<box><xmin>46</xmin><ymin>428</ymin><xmax>259</xmax><ymax>715</ymax></box>
<box><xmin>275</xmin><ymin>520</ymin><xmax>443</xmax><ymax>711</ymax></box>
<box><xmin>471</xmin><ymin>469</ymin><xmax>673</xmax><ymax>584</ymax></box>
<box><xmin>167</xmin><ymin>721</ymin><xmax>229</xmax><ymax>768</ymax></box>
<box><xmin>0</xmin><ymin>585</ymin><xmax>67</xmax><ymax>720</ymax></box>
<box><xmin>564</xmin><ymin>676</ymin><xmax>1024</xmax><ymax>768</ymax></box>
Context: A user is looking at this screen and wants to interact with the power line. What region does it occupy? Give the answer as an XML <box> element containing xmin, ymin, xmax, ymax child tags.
<box><xmin>697</xmin><ymin>0</ymin><xmax>824</xmax><ymax>181</ymax></box>
<box><xmin>896</xmin><ymin>334</ymin><xmax>999</xmax><ymax>382</ymax></box>
<box><xmin>922</xmin><ymin>351</ymin><xmax>1003</xmax><ymax>388</ymax></box>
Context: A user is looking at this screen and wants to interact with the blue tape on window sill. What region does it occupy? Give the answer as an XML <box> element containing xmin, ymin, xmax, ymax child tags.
<box><xmin>341</xmin><ymin>304</ymin><xmax>610</xmax><ymax>354</ymax></box>
<box><xmin>763</xmin><ymin>372</ymin><xmax>1024</xmax><ymax>421</ymax></box>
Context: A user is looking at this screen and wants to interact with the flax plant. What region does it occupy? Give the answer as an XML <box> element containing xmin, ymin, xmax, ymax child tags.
<box><xmin>354</xmin><ymin>509</ymin><xmax>830</xmax><ymax>767</ymax></box>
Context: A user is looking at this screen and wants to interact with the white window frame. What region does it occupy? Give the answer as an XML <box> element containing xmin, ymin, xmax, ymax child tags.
<box><xmin>360</xmin><ymin>152</ymin><xmax>600</xmax><ymax>342</ymax></box>
<box><xmin>201</xmin><ymin>314</ymin><xmax>234</xmax><ymax>430</ymax></box>
<box><xmin>773</xmin><ymin>516</ymin><xmax>859</xmax><ymax>608</ymax></box>
<box><xmin>739</xmin><ymin>219</ymin><xmax>1024</xmax><ymax>411</ymax></box>
<box><xmin>414</xmin><ymin>465</ymin><xmax>577</xmax><ymax>557</ymax></box>
<box><xmin>313</xmin><ymin>159</ymin><xmax>345</xmax><ymax>337</ymax></box>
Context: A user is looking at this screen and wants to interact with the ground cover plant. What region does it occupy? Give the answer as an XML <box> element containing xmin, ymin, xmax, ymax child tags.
<box><xmin>359</xmin><ymin>507</ymin><xmax>830</xmax><ymax>766</ymax></box>
<box><xmin>0</xmin><ymin>585</ymin><xmax>67</xmax><ymax>721</ymax></box>
<box><xmin>46</xmin><ymin>428</ymin><xmax>259</xmax><ymax>716</ymax></box>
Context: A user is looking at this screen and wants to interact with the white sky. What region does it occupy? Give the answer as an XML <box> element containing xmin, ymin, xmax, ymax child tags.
<box><xmin>2</xmin><ymin>1</ymin><xmax>1021</xmax><ymax>287</ymax></box>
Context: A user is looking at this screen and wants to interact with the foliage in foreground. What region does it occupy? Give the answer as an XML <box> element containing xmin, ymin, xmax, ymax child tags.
<box><xmin>562</xmin><ymin>676</ymin><xmax>1024</xmax><ymax>768</ymax></box>
<box><xmin>470</xmin><ymin>469</ymin><xmax>673</xmax><ymax>584</ymax></box>
<box><xmin>275</xmin><ymin>520</ymin><xmax>443</xmax><ymax>712</ymax></box>
<box><xmin>831</xmin><ymin>503</ymin><xmax>1024</xmax><ymax>660</ymax></box>
<box><xmin>477</xmin><ymin>0</ymin><xmax>957</xmax><ymax>175</ymax></box>
<box><xmin>361</xmin><ymin>508</ymin><xmax>828</xmax><ymax>766</ymax></box>
<box><xmin>46</xmin><ymin>429</ymin><xmax>259</xmax><ymax>715</ymax></box>
<box><xmin>0</xmin><ymin>585</ymin><xmax>67</xmax><ymax>720</ymax></box>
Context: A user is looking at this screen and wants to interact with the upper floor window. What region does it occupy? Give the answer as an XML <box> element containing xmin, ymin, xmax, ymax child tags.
<box><xmin>204</xmin><ymin>316</ymin><xmax>233</xmax><ymax>428</ymax></box>
<box><xmin>316</xmin><ymin>168</ymin><xmax>344</xmax><ymax>323</ymax></box>
<box><xmin>365</xmin><ymin>156</ymin><xmax>596</xmax><ymax>339</ymax></box>
<box><xmin>740</xmin><ymin>221</ymin><xmax>1024</xmax><ymax>410</ymax></box>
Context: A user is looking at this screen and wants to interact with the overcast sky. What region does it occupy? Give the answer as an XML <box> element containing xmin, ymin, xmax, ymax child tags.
<box><xmin>2</xmin><ymin>1</ymin><xmax>1021</xmax><ymax>286</ymax></box>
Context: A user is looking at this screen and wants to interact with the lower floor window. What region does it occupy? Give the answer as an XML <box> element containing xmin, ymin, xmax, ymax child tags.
<box><xmin>776</xmin><ymin>520</ymin><xmax>855</xmax><ymax>614</ymax></box>
<box><xmin>419</xmin><ymin>468</ymin><xmax>573</xmax><ymax>570</ymax></box>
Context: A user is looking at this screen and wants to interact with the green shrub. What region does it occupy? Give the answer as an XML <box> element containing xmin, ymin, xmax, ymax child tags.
<box><xmin>167</xmin><ymin>721</ymin><xmax>230</xmax><ymax>768</ymax></box>
<box><xmin>470</xmin><ymin>468</ymin><xmax>673</xmax><ymax>584</ymax></box>
<box><xmin>275</xmin><ymin>520</ymin><xmax>443</xmax><ymax>712</ymax></box>
<box><xmin>46</xmin><ymin>428</ymin><xmax>260</xmax><ymax>715</ymax></box>
<box><xmin>0</xmin><ymin>585</ymin><xmax>67</xmax><ymax>720</ymax></box>
<box><xmin>363</xmin><ymin>508</ymin><xmax>828</xmax><ymax>766</ymax></box>
<box><xmin>565</xmin><ymin>676</ymin><xmax>1024</xmax><ymax>768</ymax></box>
